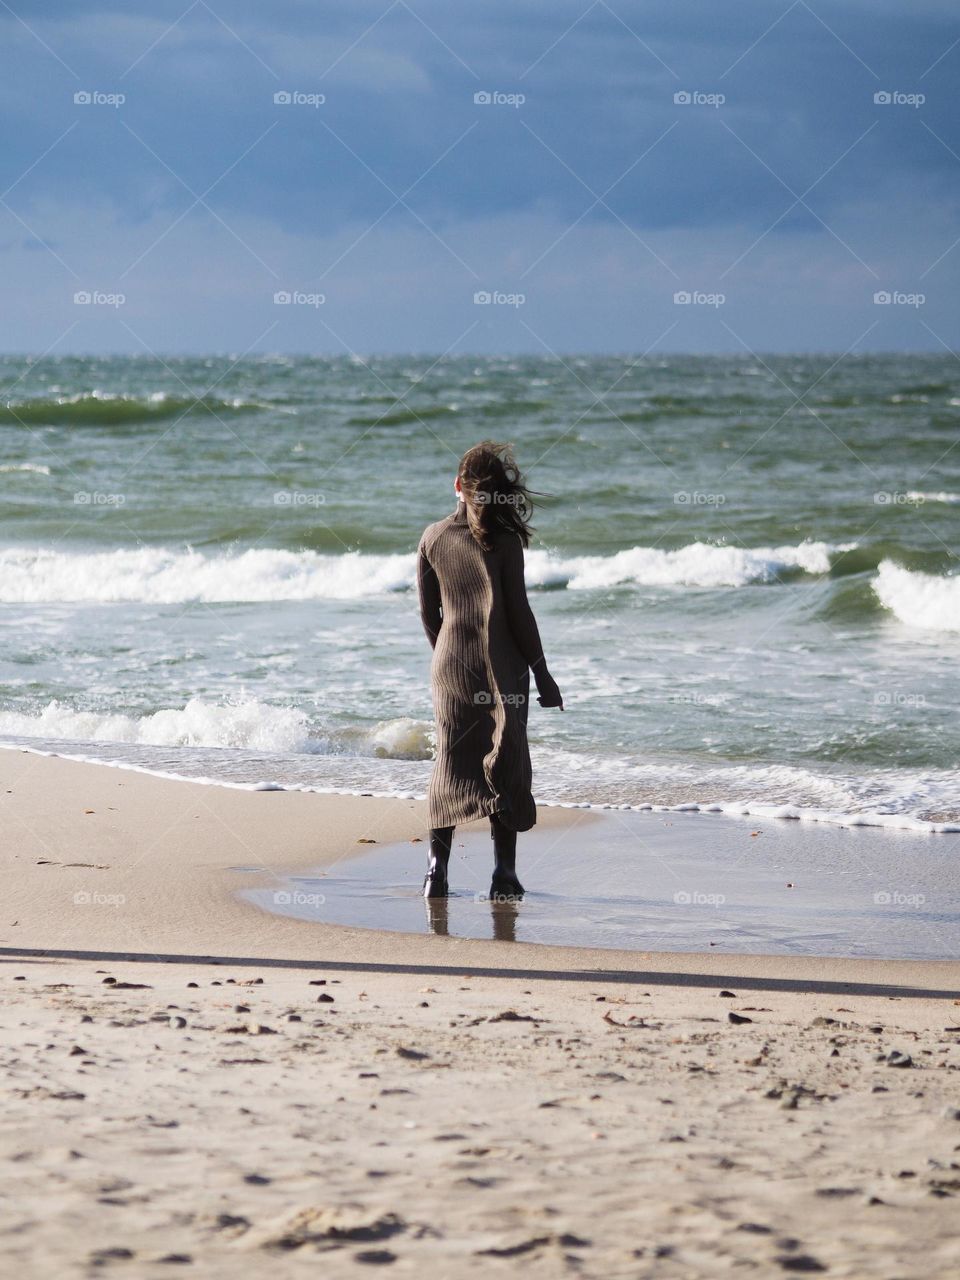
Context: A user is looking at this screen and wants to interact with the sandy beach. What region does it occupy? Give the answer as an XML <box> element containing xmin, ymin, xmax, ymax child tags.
<box><xmin>4</xmin><ymin>2</ymin><xmax>959</xmax><ymax>1276</ymax></box>
<box><xmin>2</xmin><ymin>749</ymin><xmax>959</xmax><ymax>1278</ymax></box>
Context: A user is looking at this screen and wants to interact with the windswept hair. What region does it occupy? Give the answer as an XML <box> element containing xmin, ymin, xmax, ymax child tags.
<box><xmin>457</xmin><ymin>440</ymin><xmax>536</xmax><ymax>550</ymax></box>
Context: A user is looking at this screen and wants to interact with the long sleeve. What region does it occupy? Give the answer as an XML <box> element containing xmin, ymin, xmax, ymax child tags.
<box><xmin>500</xmin><ymin>533</ymin><xmax>548</xmax><ymax>683</ymax></box>
<box><xmin>417</xmin><ymin>540</ymin><xmax>442</xmax><ymax>649</ymax></box>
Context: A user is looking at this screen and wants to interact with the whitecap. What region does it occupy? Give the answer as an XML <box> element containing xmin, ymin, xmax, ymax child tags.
<box><xmin>0</xmin><ymin>540</ymin><xmax>845</xmax><ymax>604</ymax></box>
<box><xmin>873</xmin><ymin>560</ymin><xmax>960</xmax><ymax>633</ymax></box>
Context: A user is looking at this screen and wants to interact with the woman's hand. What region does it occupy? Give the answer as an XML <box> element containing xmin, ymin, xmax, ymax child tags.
<box><xmin>535</xmin><ymin>671</ymin><xmax>564</xmax><ymax>710</ymax></box>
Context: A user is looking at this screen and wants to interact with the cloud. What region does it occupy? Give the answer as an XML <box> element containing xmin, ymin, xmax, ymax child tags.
<box><xmin>0</xmin><ymin>1</ymin><xmax>958</xmax><ymax>351</ymax></box>
<box><xmin>1</xmin><ymin>185</ymin><xmax>954</xmax><ymax>356</ymax></box>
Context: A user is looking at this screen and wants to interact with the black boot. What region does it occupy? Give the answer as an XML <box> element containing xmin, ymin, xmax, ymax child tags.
<box><xmin>423</xmin><ymin>826</ymin><xmax>453</xmax><ymax>898</ymax></box>
<box><xmin>489</xmin><ymin>813</ymin><xmax>524</xmax><ymax>900</ymax></box>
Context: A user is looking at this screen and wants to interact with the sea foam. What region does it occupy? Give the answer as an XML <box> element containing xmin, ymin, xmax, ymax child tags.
<box><xmin>873</xmin><ymin>560</ymin><xmax>960</xmax><ymax>632</ymax></box>
<box><xmin>0</xmin><ymin>540</ymin><xmax>841</xmax><ymax>604</ymax></box>
<box><xmin>0</xmin><ymin>699</ymin><xmax>434</xmax><ymax>760</ymax></box>
<box><xmin>0</xmin><ymin>546</ymin><xmax>414</xmax><ymax>603</ymax></box>
<box><xmin>523</xmin><ymin>540</ymin><xmax>837</xmax><ymax>589</ymax></box>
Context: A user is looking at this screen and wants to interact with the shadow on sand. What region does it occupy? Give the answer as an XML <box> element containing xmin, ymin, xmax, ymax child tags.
<box><xmin>1</xmin><ymin>945</ymin><xmax>958</xmax><ymax>1000</ymax></box>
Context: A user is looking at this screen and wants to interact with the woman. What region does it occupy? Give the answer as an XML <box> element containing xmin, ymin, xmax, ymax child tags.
<box><xmin>416</xmin><ymin>441</ymin><xmax>563</xmax><ymax>901</ymax></box>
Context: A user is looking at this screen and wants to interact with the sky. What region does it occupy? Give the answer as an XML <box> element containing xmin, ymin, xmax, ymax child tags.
<box><xmin>0</xmin><ymin>0</ymin><xmax>958</xmax><ymax>355</ymax></box>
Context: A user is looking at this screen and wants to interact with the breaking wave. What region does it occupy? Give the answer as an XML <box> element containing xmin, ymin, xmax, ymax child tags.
<box><xmin>0</xmin><ymin>392</ymin><xmax>269</xmax><ymax>427</ymax></box>
<box><xmin>873</xmin><ymin>561</ymin><xmax>960</xmax><ymax>633</ymax></box>
<box><xmin>0</xmin><ymin>540</ymin><xmax>845</xmax><ymax>603</ymax></box>
<box><xmin>0</xmin><ymin>699</ymin><xmax>433</xmax><ymax>760</ymax></box>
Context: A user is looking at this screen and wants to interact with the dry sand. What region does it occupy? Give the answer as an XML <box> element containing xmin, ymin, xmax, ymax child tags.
<box><xmin>2</xmin><ymin>748</ymin><xmax>959</xmax><ymax>1278</ymax></box>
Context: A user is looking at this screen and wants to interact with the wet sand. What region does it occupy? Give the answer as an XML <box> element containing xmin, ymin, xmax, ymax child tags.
<box><xmin>245</xmin><ymin>813</ymin><xmax>960</xmax><ymax>959</ymax></box>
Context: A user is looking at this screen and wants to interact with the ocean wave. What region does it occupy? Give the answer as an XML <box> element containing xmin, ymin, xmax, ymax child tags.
<box><xmin>365</xmin><ymin>717</ymin><xmax>433</xmax><ymax>760</ymax></box>
<box><xmin>479</xmin><ymin>399</ymin><xmax>551</xmax><ymax>417</ymax></box>
<box><xmin>0</xmin><ymin>462</ymin><xmax>51</xmax><ymax>474</ymax></box>
<box><xmin>0</xmin><ymin>392</ymin><xmax>269</xmax><ymax>427</ymax></box>
<box><xmin>603</xmin><ymin>404</ymin><xmax>708</xmax><ymax>423</ymax></box>
<box><xmin>0</xmin><ymin>540</ymin><xmax>847</xmax><ymax>604</ymax></box>
<box><xmin>346</xmin><ymin>400</ymin><xmax>552</xmax><ymax>427</ymax></box>
<box><xmin>0</xmin><ymin>734</ymin><xmax>956</xmax><ymax>832</ymax></box>
<box><xmin>873</xmin><ymin>560</ymin><xmax>960</xmax><ymax>632</ymax></box>
<box><xmin>659</xmin><ymin>799</ymin><xmax>959</xmax><ymax>833</ymax></box>
<box><xmin>523</xmin><ymin>540</ymin><xmax>841</xmax><ymax>589</ymax></box>
<box><xmin>0</xmin><ymin>540</ymin><xmax>845</xmax><ymax>603</ymax></box>
<box><xmin>891</xmin><ymin>383</ymin><xmax>950</xmax><ymax>398</ymax></box>
<box><xmin>0</xmin><ymin>699</ymin><xmax>433</xmax><ymax>760</ymax></box>
<box><xmin>0</xmin><ymin>546</ymin><xmax>414</xmax><ymax>603</ymax></box>
<box><xmin>533</xmin><ymin>750</ymin><xmax>960</xmax><ymax>832</ymax></box>
<box><xmin>347</xmin><ymin>404</ymin><xmax>459</xmax><ymax>427</ymax></box>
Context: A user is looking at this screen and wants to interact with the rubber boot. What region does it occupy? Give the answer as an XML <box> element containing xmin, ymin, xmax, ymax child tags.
<box><xmin>489</xmin><ymin>813</ymin><xmax>524</xmax><ymax>900</ymax></box>
<box><xmin>423</xmin><ymin>826</ymin><xmax>453</xmax><ymax>898</ymax></box>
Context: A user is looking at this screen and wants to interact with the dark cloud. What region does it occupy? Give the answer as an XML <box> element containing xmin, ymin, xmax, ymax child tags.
<box><xmin>0</xmin><ymin>2</ymin><xmax>957</xmax><ymax>350</ymax></box>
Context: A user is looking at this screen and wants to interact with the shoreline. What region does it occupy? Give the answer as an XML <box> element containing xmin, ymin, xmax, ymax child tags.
<box><xmin>2</xmin><ymin>736</ymin><xmax>958</xmax><ymax>835</ymax></box>
<box><xmin>2</xmin><ymin>748</ymin><xmax>957</xmax><ymax>978</ymax></box>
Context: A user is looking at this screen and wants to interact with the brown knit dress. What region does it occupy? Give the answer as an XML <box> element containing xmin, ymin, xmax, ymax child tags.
<box><xmin>417</xmin><ymin>502</ymin><xmax>546</xmax><ymax>832</ymax></box>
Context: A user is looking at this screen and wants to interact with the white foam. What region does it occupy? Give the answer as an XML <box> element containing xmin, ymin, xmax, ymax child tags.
<box><xmin>0</xmin><ymin>463</ymin><xmax>50</xmax><ymax>475</ymax></box>
<box><xmin>0</xmin><ymin>540</ymin><xmax>842</xmax><ymax>604</ymax></box>
<box><xmin>531</xmin><ymin>749</ymin><xmax>960</xmax><ymax>833</ymax></box>
<box><xmin>524</xmin><ymin>541</ymin><xmax>838</xmax><ymax>590</ymax></box>
<box><xmin>556</xmin><ymin>797</ymin><xmax>959</xmax><ymax>832</ymax></box>
<box><xmin>0</xmin><ymin>699</ymin><xmax>434</xmax><ymax>760</ymax></box>
<box><xmin>873</xmin><ymin>560</ymin><xmax>960</xmax><ymax>633</ymax></box>
<box><xmin>0</xmin><ymin>699</ymin><xmax>313</xmax><ymax>752</ymax></box>
<box><xmin>1</xmin><ymin>737</ymin><xmax>955</xmax><ymax>833</ymax></box>
<box><xmin>368</xmin><ymin>716</ymin><xmax>434</xmax><ymax>760</ymax></box>
<box><xmin>692</xmin><ymin>799</ymin><xmax>959</xmax><ymax>833</ymax></box>
<box><xmin>0</xmin><ymin>546</ymin><xmax>414</xmax><ymax>603</ymax></box>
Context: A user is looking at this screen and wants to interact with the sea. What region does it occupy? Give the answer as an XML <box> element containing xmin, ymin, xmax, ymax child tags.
<box><xmin>1</xmin><ymin>352</ymin><xmax>958</xmax><ymax>833</ymax></box>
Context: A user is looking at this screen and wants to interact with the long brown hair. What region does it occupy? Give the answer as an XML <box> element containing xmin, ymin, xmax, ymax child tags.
<box><xmin>457</xmin><ymin>440</ymin><xmax>536</xmax><ymax>550</ymax></box>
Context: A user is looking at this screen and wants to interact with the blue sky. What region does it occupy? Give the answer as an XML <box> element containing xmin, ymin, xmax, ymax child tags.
<box><xmin>1</xmin><ymin>0</ymin><xmax>958</xmax><ymax>354</ymax></box>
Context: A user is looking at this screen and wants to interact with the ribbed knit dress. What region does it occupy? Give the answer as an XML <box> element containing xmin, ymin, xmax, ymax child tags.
<box><xmin>417</xmin><ymin>502</ymin><xmax>545</xmax><ymax>832</ymax></box>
